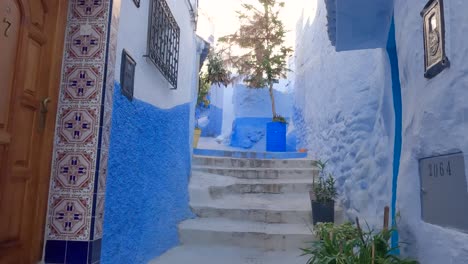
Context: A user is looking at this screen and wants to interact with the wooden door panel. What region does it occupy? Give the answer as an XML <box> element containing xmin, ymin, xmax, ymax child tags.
<box><xmin>10</xmin><ymin>100</ymin><xmax>38</xmax><ymax>172</ymax></box>
<box><xmin>0</xmin><ymin>0</ymin><xmax>20</xmax><ymax>137</ymax></box>
<box><xmin>0</xmin><ymin>0</ymin><xmax>67</xmax><ymax>262</ymax></box>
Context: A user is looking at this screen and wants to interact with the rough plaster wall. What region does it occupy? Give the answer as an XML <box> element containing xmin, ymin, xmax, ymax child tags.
<box><xmin>394</xmin><ymin>0</ymin><xmax>468</xmax><ymax>262</ymax></box>
<box><xmin>233</xmin><ymin>84</ymin><xmax>293</xmax><ymax>119</ymax></box>
<box><xmin>102</xmin><ymin>83</ymin><xmax>193</xmax><ymax>264</ymax></box>
<box><xmin>293</xmin><ymin>0</ymin><xmax>394</xmax><ymax>227</ymax></box>
<box><xmin>197</xmin><ymin>85</ymin><xmax>224</xmax><ymax>137</ymax></box>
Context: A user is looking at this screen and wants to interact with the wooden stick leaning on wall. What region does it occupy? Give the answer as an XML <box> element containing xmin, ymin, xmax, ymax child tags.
<box><xmin>383</xmin><ymin>206</ymin><xmax>390</xmax><ymax>231</ymax></box>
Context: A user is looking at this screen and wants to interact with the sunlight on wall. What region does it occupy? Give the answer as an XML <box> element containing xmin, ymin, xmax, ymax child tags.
<box><xmin>197</xmin><ymin>0</ymin><xmax>318</xmax><ymax>48</ymax></box>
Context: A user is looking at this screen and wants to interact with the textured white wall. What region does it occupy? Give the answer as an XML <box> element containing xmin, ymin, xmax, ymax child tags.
<box><xmin>294</xmin><ymin>0</ymin><xmax>394</xmax><ymax>228</ymax></box>
<box><xmin>233</xmin><ymin>84</ymin><xmax>294</xmax><ymax>119</ymax></box>
<box><xmin>394</xmin><ymin>0</ymin><xmax>468</xmax><ymax>262</ymax></box>
<box><xmin>115</xmin><ymin>0</ymin><xmax>198</xmax><ymax>109</ymax></box>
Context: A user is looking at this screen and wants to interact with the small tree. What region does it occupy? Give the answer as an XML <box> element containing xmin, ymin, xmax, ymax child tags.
<box><xmin>197</xmin><ymin>48</ymin><xmax>232</xmax><ymax>107</ymax></box>
<box><xmin>219</xmin><ymin>0</ymin><xmax>292</xmax><ymax>120</ymax></box>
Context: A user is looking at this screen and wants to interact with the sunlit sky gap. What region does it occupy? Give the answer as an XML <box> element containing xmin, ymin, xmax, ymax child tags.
<box><xmin>197</xmin><ymin>0</ymin><xmax>318</xmax><ymax>50</ymax></box>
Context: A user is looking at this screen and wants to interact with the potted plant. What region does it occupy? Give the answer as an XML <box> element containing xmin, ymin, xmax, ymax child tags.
<box><xmin>311</xmin><ymin>160</ymin><xmax>337</xmax><ymax>225</ymax></box>
<box><xmin>266</xmin><ymin>115</ymin><xmax>288</xmax><ymax>152</ymax></box>
<box><xmin>301</xmin><ymin>208</ymin><xmax>419</xmax><ymax>264</ymax></box>
<box><xmin>219</xmin><ymin>0</ymin><xmax>293</xmax><ymax>152</ymax></box>
<box><xmin>194</xmin><ymin>49</ymin><xmax>231</xmax><ymax>148</ymax></box>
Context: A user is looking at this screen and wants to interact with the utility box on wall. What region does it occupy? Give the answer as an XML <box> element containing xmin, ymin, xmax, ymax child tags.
<box><xmin>419</xmin><ymin>152</ymin><xmax>468</xmax><ymax>233</ymax></box>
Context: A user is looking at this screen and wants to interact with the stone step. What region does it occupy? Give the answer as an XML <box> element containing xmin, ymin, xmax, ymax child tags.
<box><xmin>149</xmin><ymin>245</ymin><xmax>308</xmax><ymax>264</ymax></box>
<box><xmin>179</xmin><ymin>218</ymin><xmax>315</xmax><ymax>251</ymax></box>
<box><xmin>191</xmin><ymin>172</ymin><xmax>313</xmax><ymax>196</ymax></box>
<box><xmin>193</xmin><ymin>155</ymin><xmax>316</xmax><ymax>169</ymax></box>
<box><xmin>191</xmin><ymin>193</ymin><xmax>312</xmax><ymax>224</ymax></box>
<box><xmin>209</xmin><ymin>179</ymin><xmax>313</xmax><ymax>196</ymax></box>
<box><xmin>193</xmin><ymin>149</ymin><xmax>308</xmax><ymax>159</ymax></box>
<box><xmin>192</xmin><ymin>167</ymin><xmax>318</xmax><ymax>180</ymax></box>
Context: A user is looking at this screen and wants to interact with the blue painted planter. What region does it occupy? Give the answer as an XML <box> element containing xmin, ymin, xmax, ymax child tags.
<box><xmin>266</xmin><ymin>121</ymin><xmax>287</xmax><ymax>152</ymax></box>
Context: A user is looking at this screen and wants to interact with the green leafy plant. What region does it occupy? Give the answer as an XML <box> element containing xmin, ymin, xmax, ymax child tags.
<box><xmin>197</xmin><ymin>75</ymin><xmax>211</xmax><ymax>107</ymax></box>
<box><xmin>206</xmin><ymin>49</ymin><xmax>231</xmax><ymax>87</ymax></box>
<box><xmin>219</xmin><ymin>0</ymin><xmax>293</xmax><ymax>120</ymax></box>
<box><xmin>313</xmin><ymin>160</ymin><xmax>337</xmax><ymax>203</ymax></box>
<box><xmin>301</xmin><ymin>222</ymin><xmax>419</xmax><ymax>264</ymax></box>
<box><xmin>197</xmin><ymin>49</ymin><xmax>231</xmax><ymax>108</ymax></box>
<box><xmin>273</xmin><ymin>114</ymin><xmax>288</xmax><ymax>124</ymax></box>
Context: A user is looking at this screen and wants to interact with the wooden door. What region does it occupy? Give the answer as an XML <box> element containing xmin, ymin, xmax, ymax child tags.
<box><xmin>0</xmin><ymin>0</ymin><xmax>67</xmax><ymax>263</ymax></box>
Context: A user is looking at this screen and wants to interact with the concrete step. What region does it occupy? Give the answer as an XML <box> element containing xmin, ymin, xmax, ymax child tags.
<box><xmin>191</xmin><ymin>193</ymin><xmax>312</xmax><ymax>224</ymax></box>
<box><xmin>209</xmin><ymin>179</ymin><xmax>313</xmax><ymax>196</ymax></box>
<box><xmin>179</xmin><ymin>218</ymin><xmax>315</xmax><ymax>251</ymax></box>
<box><xmin>193</xmin><ymin>155</ymin><xmax>316</xmax><ymax>169</ymax></box>
<box><xmin>192</xmin><ymin>166</ymin><xmax>318</xmax><ymax>180</ymax></box>
<box><xmin>193</xmin><ymin>149</ymin><xmax>308</xmax><ymax>159</ymax></box>
<box><xmin>149</xmin><ymin>245</ymin><xmax>309</xmax><ymax>264</ymax></box>
<box><xmin>190</xmin><ymin>171</ymin><xmax>313</xmax><ymax>197</ymax></box>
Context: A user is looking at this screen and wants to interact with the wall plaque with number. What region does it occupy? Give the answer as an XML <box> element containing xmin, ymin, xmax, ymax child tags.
<box><xmin>419</xmin><ymin>152</ymin><xmax>468</xmax><ymax>233</ymax></box>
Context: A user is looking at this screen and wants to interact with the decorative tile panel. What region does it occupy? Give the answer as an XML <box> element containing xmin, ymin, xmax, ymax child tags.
<box><xmin>71</xmin><ymin>0</ymin><xmax>109</xmax><ymax>21</ymax></box>
<box><xmin>48</xmin><ymin>194</ymin><xmax>92</xmax><ymax>241</ymax></box>
<box><xmin>61</xmin><ymin>64</ymin><xmax>104</xmax><ymax>103</ymax></box>
<box><xmin>45</xmin><ymin>0</ymin><xmax>120</xmax><ymax>261</ymax></box>
<box><xmin>57</xmin><ymin>106</ymin><xmax>99</xmax><ymax>147</ymax></box>
<box><xmin>66</xmin><ymin>23</ymin><xmax>107</xmax><ymax>61</ymax></box>
<box><xmin>52</xmin><ymin>149</ymin><xmax>96</xmax><ymax>193</ymax></box>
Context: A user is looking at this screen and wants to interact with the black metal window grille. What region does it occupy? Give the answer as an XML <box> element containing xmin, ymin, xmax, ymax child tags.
<box><xmin>148</xmin><ymin>0</ymin><xmax>180</xmax><ymax>89</ymax></box>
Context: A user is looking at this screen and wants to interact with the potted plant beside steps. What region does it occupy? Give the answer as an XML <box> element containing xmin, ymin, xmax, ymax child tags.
<box><xmin>218</xmin><ymin>0</ymin><xmax>293</xmax><ymax>153</ymax></box>
<box><xmin>310</xmin><ymin>160</ymin><xmax>337</xmax><ymax>225</ymax></box>
<box><xmin>266</xmin><ymin>115</ymin><xmax>288</xmax><ymax>152</ymax></box>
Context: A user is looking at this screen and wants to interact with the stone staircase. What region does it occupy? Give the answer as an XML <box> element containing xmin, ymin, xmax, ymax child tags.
<box><xmin>151</xmin><ymin>152</ymin><xmax>341</xmax><ymax>264</ymax></box>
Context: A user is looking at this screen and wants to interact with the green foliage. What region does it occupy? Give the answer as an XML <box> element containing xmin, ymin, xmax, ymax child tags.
<box><xmin>313</xmin><ymin>160</ymin><xmax>337</xmax><ymax>203</ymax></box>
<box><xmin>272</xmin><ymin>114</ymin><xmax>288</xmax><ymax>124</ymax></box>
<box><xmin>301</xmin><ymin>223</ymin><xmax>419</xmax><ymax>264</ymax></box>
<box><xmin>206</xmin><ymin>49</ymin><xmax>231</xmax><ymax>87</ymax></box>
<box><xmin>197</xmin><ymin>49</ymin><xmax>231</xmax><ymax>107</ymax></box>
<box><xmin>313</xmin><ymin>174</ymin><xmax>337</xmax><ymax>203</ymax></box>
<box><xmin>197</xmin><ymin>75</ymin><xmax>210</xmax><ymax>107</ymax></box>
<box><xmin>219</xmin><ymin>0</ymin><xmax>293</xmax><ymax>118</ymax></box>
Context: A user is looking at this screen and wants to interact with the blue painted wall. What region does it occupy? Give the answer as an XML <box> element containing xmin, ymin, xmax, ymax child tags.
<box><xmin>230</xmin><ymin>117</ymin><xmax>270</xmax><ymax>149</ymax></box>
<box><xmin>102</xmin><ymin>83</ymin><xmax>194</xmax><ymax>264</ymax></box>
<box><xmin>197</xmin><ymin>104</ymin><xmax>223</xmax><ymax>137</ymax></box>
<box><xmin>387</xmin><ymin>17</ymin><xmax>402</xmax><ymax>252</ymax></box>
<box><xmin>230</xmin><ymin>117</ymin><xmax>296</xmax><ymax>151</ymax></box>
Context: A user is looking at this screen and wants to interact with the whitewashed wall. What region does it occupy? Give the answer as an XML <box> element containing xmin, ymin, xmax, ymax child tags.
<box><xmin>394</xmin><ymin>0</ymin><xmax>468</xmax><ymax>262</ymax></box>
<box><xmin>114</xmin><ymin>0</ymin><xmax>198</xmax><ymax>109</ymax></box>
<box><xmin>293</xmin><ymin>0</ymin><xmax>394</xmax><ymax>228</ymax></box>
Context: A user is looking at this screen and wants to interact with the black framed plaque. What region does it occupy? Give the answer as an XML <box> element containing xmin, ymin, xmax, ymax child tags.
<box><xmin>120</xmin><ymin>49</ymin><xmax>136</xmax><ymax>101</ymax></box>
<box><xmin>133</xmin><ymin>0</ymin><xmax>140</xmax><ymax>8</ymax></box>
<box><xmin>421</xmin><ymin>0</ymin><xmax>449</xmax><ymax>78</ymax></box>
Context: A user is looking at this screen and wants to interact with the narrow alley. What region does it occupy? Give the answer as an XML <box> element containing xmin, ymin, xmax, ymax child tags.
<box><xmin>1</xmin><ymin>0</ymin><xmax>468</xmax><ymax>263</ymax></box>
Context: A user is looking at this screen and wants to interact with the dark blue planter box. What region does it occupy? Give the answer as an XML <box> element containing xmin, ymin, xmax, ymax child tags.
<box><xmin>266</xmin><ymin>121</ymin><xmax>287</xmax><ymax>152</ymax></box>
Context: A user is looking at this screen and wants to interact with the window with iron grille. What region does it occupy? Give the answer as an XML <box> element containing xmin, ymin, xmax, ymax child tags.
<box><xmin>147</xmin><ymin>0</ymin><xmax>180</xmax><ymax>89</ymax></box>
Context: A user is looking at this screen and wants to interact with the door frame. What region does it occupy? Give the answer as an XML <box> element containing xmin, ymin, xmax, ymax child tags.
<box><xmin>34</xmin><ymin>0</ymin><xmax>69</xmax><ymax>261</ymax></box>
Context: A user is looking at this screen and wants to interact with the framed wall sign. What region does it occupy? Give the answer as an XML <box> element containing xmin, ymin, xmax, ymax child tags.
<box><xmin>421</xmin><ymin>0</ymin><xmax>449</xmax><ymax>78</ymax></box>
<box><xmin>419</xmin><ymin>152</ymin><xmax>468</xmax><ymax>233</ymax></box>
<box><xmin>133</xmin><ymin>0</ymin><xmax>140</xmax><ymax>8</ymax></box>
<box><xmin>120</xmin><ymin>49</ymin><xmax>136</xmax><ymax>101</ymax></box>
